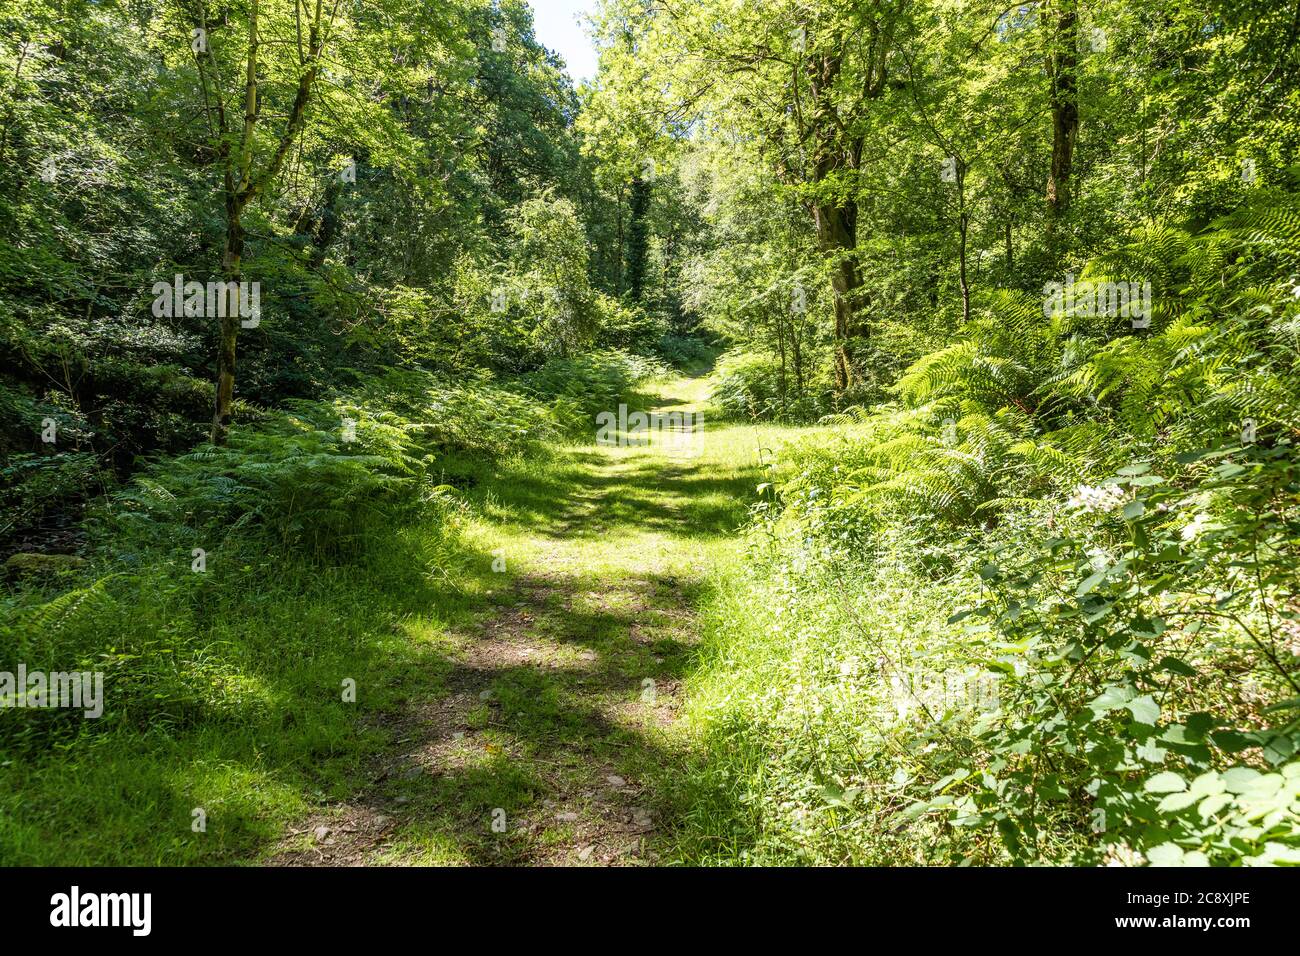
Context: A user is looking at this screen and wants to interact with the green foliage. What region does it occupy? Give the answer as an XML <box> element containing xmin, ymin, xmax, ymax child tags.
<box><xmin>708</xmin><ymin>350</ymin><xmax>833</xmax><ymax>423</ymax></box>
<box><xmin>514</xmin><ymin>348</ymin><xmax>665</xmax><ymax>432</ymax></box>
<box><xmin>907</xmin><ymin>444</ymin><xmax>1300</xmax><ymax>865</ymax></box>
<box><xmin>100</xmin><ymin>400</ymin><xmax>435</xmax><ymax>560</ymax></box>
<box><xmin>681</xmin><ymin>195</ymin><xmax>1300</xmax><ymax>866</ymax></box>
<box><xmin>359</xmin><ymin>369</ymin><xmax>561</xmax><ymax>453</ymax></box>
<box><xmin>6</xmin><ymin>0</ymin><xmax>1300</xmax><ymax>870</ymax></box>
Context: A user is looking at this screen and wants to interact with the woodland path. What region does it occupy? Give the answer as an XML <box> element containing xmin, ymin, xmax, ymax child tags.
<box><xmin>270</xmin><ymin>374</ymin><xmax>772</xmax><ymax>865</ymax></box>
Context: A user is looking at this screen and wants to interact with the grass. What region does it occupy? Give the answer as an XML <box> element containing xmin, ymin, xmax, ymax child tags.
<box><xmin>7</xmin><ymin>369</ymin><xmax>1292</xmax><ymax>867</ymax></box>
<box><xmin>0</xmin><ymin>372</ymin><xmax>817</xmax><ymax>866</ymax></box>
<box><xmin>669</xmin><ymin>529</ymin><xmax>994</xmax><ymax>865</ymax></box>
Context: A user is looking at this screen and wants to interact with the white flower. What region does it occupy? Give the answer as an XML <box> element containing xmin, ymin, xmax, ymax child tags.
<box><xmin>1066</xmin><ymin>483</ymin><xmax>1127</xmax><ymax>514</ymax></box>
<box><xmin>1103</xmin><ymin>843</ymin><xmax>1145</xmax><ymax>867</ymax></box>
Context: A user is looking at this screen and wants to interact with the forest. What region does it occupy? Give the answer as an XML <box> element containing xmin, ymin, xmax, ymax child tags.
<box><xmin>1</xmin><ymin>0</ymin><xmax>1299</xmax><ymax>872</ymax></box>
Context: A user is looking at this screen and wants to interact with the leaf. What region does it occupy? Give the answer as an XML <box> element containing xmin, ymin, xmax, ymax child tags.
<box><xmin>1145</xmin><ymin>771</ymin><xmax>1187</xmax><ymax>794</ymax></box>
<box><xmin>901</xmin><ymin>798</ymin><xmax>945</xmax><ymax>820</ymax></box>
<box><xmin>1136</xmin><ymin>742</ymin><xmax>1168</xmax><ymax>763</ymax></box>
<box><xmin>1212</xmin><ymin>729</ymin><xmax>1252</xmax><ymax>753</ymax></box>
<box><xmin>1122</xmin><ymin>499</ymin><xmax>1146</xmax><ymax>520</ymax></box>
<box><xmin>1198</xmin><ymin>793</ymin><xmax>1233</xmax><ymax>819</ymax></box>
<box><xmin>1077</xmin><ymin>568</ymin><xmax>1108</xmax><ymax>596</ymax></box>
<box><xmin>1147</xmin><ymin>842</ymin><xmax>1185</xmax><ymax>866</ymax></box>
<box><xmin>1126</xmin><ymin>694</ymin><xmax>1160</xmax><ymax>725</ymax></box>
<box><xmin>1157</xmin><ymin>656</ymin><xmax>1196</xmax><ymax>677</ymax></box>
<box><xmin>1157</xmin><ymin>791</ymin><xmax>1199</xmax><ymax>812</ymax></box>
<box><xmin>1221</xmin><ymin>767</ymin><xmax>1261</xmax><ymax>793</ymax></box>
<box><xmin>1257</xmin><ymin>843</ymin><xmax>1300</xmax><ymax>865</ymax></box>
<box><xmin>1262</xmin><ymin>733</ymin><xmax>1297</xmax><ymax>765</ymax></box>
<box><xmin>1187</xmin><ymin>772</ymin><xmax>1225</xmax><ymax>799</ymax></box>
<box><xmin>1090</xmin><ymin>685</ymin><xmax>1134</xmax><ymax>714</ymax></box>
<box><xmin>932</xmin><ymin>768</ymin><xmax>971</xmax><ymax>792</ymax></box>
<box><xmin>901</xmin><ymin>801</ymin><xmax>930</xmax><ymax>821</ymax></box>
<box><xmin>1185</xmin><ymin>712</ymin><xmax>1215</xmax><ymax>740</ymax></box>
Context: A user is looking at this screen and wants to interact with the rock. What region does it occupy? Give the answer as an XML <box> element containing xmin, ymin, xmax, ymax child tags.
<box><xmin>3</xmin><ymin>553</ymin><xmax>86</xmax><ymax>576</ymax></box>
<box><xmin>578</xmin><ymin>845</ymin><xmax>595</xmax><ymax>861</ymax></box>
<box><xmin>605</xmin><ymin>774</ymin><xmax>627</xmax><ymax>788</ymax></box>
<box><xmin>556</xmin><ymin>811</ymin><xmax>578</xmax><ymax>822</ymax></box>
<box><xmin>478</xmin><ymin>689</ymin><xmax>494</xmax><ymax>701</ymax></box>
<box><xmin>394</xmin><ymin>795</ymin><xmax>410</xmax><ymax>804</ymax></box>
<box><xmin>313</xmin><ymin>825</ymin><xmax>330</xmax><ymax>842</ymax></box>
<box><xmin>631</xmin><ymin>808</ymin><xmax>652</xmax><ymax>828</ymax></box>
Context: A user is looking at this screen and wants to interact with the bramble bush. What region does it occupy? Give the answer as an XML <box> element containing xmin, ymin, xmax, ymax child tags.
<box><xmin>681</xmin><ymin>204</ymin><xmax>1300</xmax><ymax>866</ymax></box>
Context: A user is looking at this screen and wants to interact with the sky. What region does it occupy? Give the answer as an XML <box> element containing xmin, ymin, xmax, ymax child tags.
<box><xmin>528</xmin><ymin>0</ymin><xmax>600</xmax><ymax>85</ymax></box>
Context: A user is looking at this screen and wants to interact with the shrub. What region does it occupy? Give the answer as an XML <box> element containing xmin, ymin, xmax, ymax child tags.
<box><xmin>708</xmin><ymin>350</ymin><xmax>833</xmax><ymax>423</ymax></box>
<box><xmin>96</xmin><ymin>399</ymin><xmax>434</xmax><ymax>561</ymax></box>
<box><xmin>513</xmin><ymin>349</ymin><xmax>664</xmax><ymax>433</ymax></box>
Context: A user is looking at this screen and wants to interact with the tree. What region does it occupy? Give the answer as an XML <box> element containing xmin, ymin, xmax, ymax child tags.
<box><xmin>587</xmin><ymin>0</ymin><xmax>910</xmax><ymax>393</ymax></box>
<box><xmin>189</xmin><ymin>0</ymin><xmax>345</xmax><ymax>443</ymax></box>
<box><xmin>1044</xmin><ymin>0</ymin><xmax>1079</xmax><ymax>231</ymax></box>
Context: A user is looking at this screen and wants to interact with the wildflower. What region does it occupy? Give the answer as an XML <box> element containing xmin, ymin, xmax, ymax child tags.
<box><xmin>1103</xmin><ymin>843</ymin><xmax>1145</xmax><ymax>867</ymax></box>
<box><xmin>1066</xmin><ymin>483</ymin><xmax>1127</xmax><ymax>514</ymax></box>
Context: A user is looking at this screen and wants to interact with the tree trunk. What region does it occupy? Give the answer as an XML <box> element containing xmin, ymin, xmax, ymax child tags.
<box><xmin>958</xmin><ymin>212</ymin><xmax>970</xmax><ymax>324</ymax></box>
<box><xmin>775</xmin><ymin>309</ymin><xmax>788</xmax><ymax>415</ymax></box>
<box><xmin>614</xmin><ymin>184</ymin><xmax>625</xmax><ymax>295</ymax></box>
<box><xmin>212</xmin><ymin>213</ymin><xmax>244</xmax><ymax>444</ymax></box>
<box><xmin>625</xmin><ymin>175</ymin><xmax>651</xmax><ymax>301</ymax></box>
<box><xmin>806</xmin><ymin>50</ymin><xmax>866</xmax><ymax>394</ymax></box>
<box><xmin>813</xmin><ymin>200</ymin><xmax>862</xmax><ymax>392</ymax></box>
<box><xmin>202</xmin><ymin>0</ymin><xmax>324</xmax><ymax>443</ymax></box>
<box><xmin>1046</xmin><ymin>0</ymin><xmax>1079</xmax><ymax>227</ymax></box>
<box><xmin>955</xmin><ymin>158</ymin><xmax>971</xmax><ymax>324</ymax></box>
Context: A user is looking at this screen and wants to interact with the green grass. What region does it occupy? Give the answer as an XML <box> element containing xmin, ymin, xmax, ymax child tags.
<box><xmin>9</xmin><ymin>370</ymin><xmax>1292</xmax><ymax>867</ymax></box>
<box><xmin>0</xmin><ymin>372</ymin><xmax>816</xmax><ymax>866</ymax></box>
<box><xmin>669</xmin><ymin>529</ymin><xmax>997</xmax><ymax>865</ymax></box>
<box><xmin>0</xmin><ymin>517</ymin><xmax>485</xmax><ymax>864</ymax></box>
